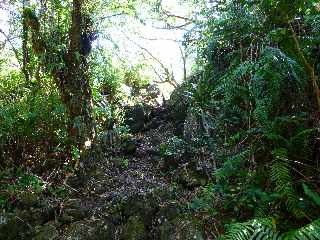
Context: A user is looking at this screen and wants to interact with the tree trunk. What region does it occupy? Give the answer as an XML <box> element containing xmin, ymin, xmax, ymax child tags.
<box><xmin>289</xmin><ymin>22</ymin><xmax>320</xmax><ymax>113</ymax></box>
<box><xmin>22</xmin><ymin>0</ymin><xmax>30</xmax><ymax>83</ymax></box>
<box><xmin>62</xmin><ymin>0</ymin><xmax>95</xmax><ymax>151</ymax></box>
<box><xmin>24</xmin><ymin>0</ymin><xmax>95</xmax><ymax>152</ymax></box>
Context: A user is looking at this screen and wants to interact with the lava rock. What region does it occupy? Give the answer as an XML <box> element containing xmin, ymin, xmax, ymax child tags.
<box><xmin>62</xmin><ymin>198</ymin><xmax>90</xmax><ymax>221</ymax></box>
<box><xmin>123</xmin><ymin>139</ymin><xmax>137</xmax><ymax>154</ymax></box>
<box><xmin>16</xmin><ymin>191</ymin><xmax>39</xmax><ymax>208</ymax></box>
<box><xmin>120</xmin><ymin>215</ymin><xmax>145</xmax><ymax>240</ymax></box>
<box><xmin>173</xmin><ymin>166</ymin><xmax>207</xmax><ymax>188</ymax></box>
<box><xmin>62</xmin><ymin>221</ymin><xmax>95</xmax><ymax>240</ymax></box>
<box><xmin>125</xmin><ymin>104</ymin><xmax>146</xmax><ymax>133</ymax></box>
<box><xmin>34</xmin><ymin>223</ymin><xmax>58</xmax><ymax>240</ymax></box>
<box><xmin>157</xmin><ymin>218</ymin><xmax>204</xmax><ymax>240</ymax></box>
<box><xmin>62</xmin><ymin>220</ymin><xmax>116</xmax><ymax>240</ymax></box>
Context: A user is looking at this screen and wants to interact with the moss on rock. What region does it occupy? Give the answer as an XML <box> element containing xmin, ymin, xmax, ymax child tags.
<box><xmin>121</xmin><ymin>215</ymin><xmax>145</xmax><ymax>240</ymax></box>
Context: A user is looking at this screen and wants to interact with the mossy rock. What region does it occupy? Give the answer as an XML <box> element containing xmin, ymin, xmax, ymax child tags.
<box><xmin>94</xmin><ymin>219</ymin><xmax>117</xmax><ymax>240</ymax></box>
<box><xmin>183</xmin><ymin>111</ymin><xmax>202</xmax><ymax>141</ymax></box>
<box><xmin>124</xmin><ymin>104</ymin><xmax>146</xmax><ymax>133</ymax></box>
<box><xmin>121</xmin><ymin>215</ymin><xmax>145</xmax><ymax>240</ymax></box>
<box><xmin>173</xmin><ymin>167</ymin><xmax>207</xmax><ymax>188</ymax></box>
<box><xmin>62</xmin><ymin>221</ymin><xmax>95</xmax><ymax>240</ymax></box>
<box><xmin>122</xmin><ymin>193</ymin><xmax>159</xmax><ymax>224</ymax></box>
<box><xmin>156</xmin><ymin>202</ymin><xmax>180</xmax><ymax>221</ymax></box>
<box><xmin>0</xmin><ymin>206</ymin><xmax>54</xmax><ymax>239</ymax></box>
<box><xmin>58</xmin><ymin>213</ymin><xmax>74</xmax><ymax>224</ymax></box>
<box><xmin>122</xmin><ymin>139</ymin><xmax>137</xmax><ymax>154</ymax></box>
<box><xmin>33</xmin><ymin>223</ymin><xmax>58</xmax><ymax>240</ymax></box>
<box><xmin>62</xmin><ymin>198</ymin><xmax>89</xmax><ymax>220</ymax></box>
<box><xmin>17</xmin><ymin>191</ymin><xmax>39</xmax><ymax>208</ymax></box>
<box><xmin>0</xmin><ymin>212</ymin><xmax>34</xmax><ymax>239</ymax></box>
<box><xmin>62</xmin><ymin>220</ymin><xmax>116</xmax><ymax>240</ymax></box>
<box><xmin>169</xmin><ymin>84</ymin><xmax>189</xmax><ymax>123</ymax></box>
<box><xmin>157</xmin><ymin>218</ymin><xmax>204</xmax><ymax>240</ymax></box>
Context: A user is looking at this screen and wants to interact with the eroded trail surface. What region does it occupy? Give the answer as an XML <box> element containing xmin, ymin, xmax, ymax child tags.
<box><xmin>1</xmin><ymin>105</ymin><xmax>211</xmax><ymax>240</ymax></box>
<box><xmin>88</xmin><ymin>122</ymin><xmax>175</xmax><ymax>201</ymax></box>
<box><xmin>59</xmin><ymin>106</ymin><xmax>206</xmax><ymax>240</ymax></box>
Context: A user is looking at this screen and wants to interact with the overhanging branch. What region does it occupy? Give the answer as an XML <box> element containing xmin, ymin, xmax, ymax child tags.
<box><xmin>0</xmin><ymin>28</ymin><xmax>22</xmax><ymax>68</ymax></box>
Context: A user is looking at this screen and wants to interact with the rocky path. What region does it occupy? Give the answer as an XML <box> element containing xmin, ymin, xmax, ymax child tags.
<box><xmin>0</xmin><ymin>106</ymin><xmax>209</xmax><ymax>240</ymax></box>
<box><xmin>88</xmin><ymin>122</ymin><xmax>175</xmax><ymax>201</ymax></box>
<box><xmin>55</xmin><ymin>112</ymin><xmax>207</xmax><ymax>240</ymax></box>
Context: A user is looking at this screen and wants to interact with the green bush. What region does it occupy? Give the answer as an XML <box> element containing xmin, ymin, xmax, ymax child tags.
<box><xmin>183</xmin><ymin>0</ymin><xmax>320</xmax><ymax>237</ymax></box>
<box><xmin>0</xmin><ymin>70</ymin><xmax>68</xmax><ymax>168</ymax></box>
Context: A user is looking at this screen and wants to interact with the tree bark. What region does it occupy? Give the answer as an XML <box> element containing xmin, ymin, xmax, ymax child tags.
<box><xmin>22</xmin><ymin>0</ymin><xmax>30</xmax><ymax>83</ymax></box>
<box><xmin>289</xmin><ymin>22</ymin><xmax>320</xmax><ymax>113</ymax></box>
<box><xmin>61</xmin><ymin>0</ymin><xmax>95</xmax><ymax>151</ymax></box>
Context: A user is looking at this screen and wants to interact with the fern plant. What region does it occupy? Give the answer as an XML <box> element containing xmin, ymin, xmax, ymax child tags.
<box><xmin>302</xmin><ymin>183</ymin><xmax>320</xmax><ymax>207</ymax></box>
<box><xmin>189</xmin><ymin>0</ymin><xmax>319</xmax><ymax>238</ymax></box>
<box><xmin>224</xmin><ymin>218</ymin><xmax>320</xmax><ymax>240</ymax></box>
<box><xmin>224</xmin><ymin>218</ymin><xmax>278</xmax><ymax>240</ymax></box>
<box><xmin>283</xmin><ymin>219</ymin><xmax>320</xmax><ymax>240</ymax></box>
<box><xmin>270</xmin><ymin>148</ymin><xmax>301</xmax><ymax>217</ymax></box>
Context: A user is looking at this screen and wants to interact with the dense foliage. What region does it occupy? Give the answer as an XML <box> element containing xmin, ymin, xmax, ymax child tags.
<box><xmin>183</xmin><ymin>0</ymin><xmax>320</xmax><ymax>237</ymax></box>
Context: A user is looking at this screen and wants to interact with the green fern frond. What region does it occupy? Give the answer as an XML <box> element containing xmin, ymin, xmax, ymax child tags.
<box><xmin>302</xmin><ymin>183</ymin><xmax>320</xmax><ymax>207</ymax></box>
<box><xmin>225</xmin><ymin>218</ymin><xmax>278</xmax><ymax>240</ymax></box>
<box><xmin>250</xmin><ymin>227</ymin><xmax>281</xmax><ymax>240</ymax></box>
<box><xmin>225</xmin><ymin>222</ymin><xmax>255</xmax><ymax>240</ymax></box>
<box><xmin>215</xmin><ymin>149</ymin><xmax>250</xmax><ymax>182</ymax></box>
<box><xmin>270</xmin><ymin>148</ymin><xmax>301</xmax><ymax>216</ymax></box>
<box><xmin>283</xmin><ymin>219</ymin><xmax>320</xmax><ymax>240</ymax></box>
<box><xmin>224</xmin><ymin>218</ymin><xmax>320</xmax><ymax>240</ymax></box>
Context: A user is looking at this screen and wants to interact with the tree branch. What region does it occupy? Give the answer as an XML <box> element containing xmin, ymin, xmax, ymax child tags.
<box><xmin>0</xmin><ymin>28</ymin><xmax>22</xmax><ymax>68</ymax></box>
<box><xmin>161</xmin><ymin>9</ymin><xmax>195</xmax><ymax>22</ymax></box>
<box><xmin>99</xmin><ymin>13</ymin><xmax>126</xmax><ymax>21</ymax></box>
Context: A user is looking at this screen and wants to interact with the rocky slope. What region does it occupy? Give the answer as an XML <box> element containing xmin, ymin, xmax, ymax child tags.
<box><xmin>0</xmin><ymin>104</ymin><xmax>213</xmax><ymax>240</ymax></box>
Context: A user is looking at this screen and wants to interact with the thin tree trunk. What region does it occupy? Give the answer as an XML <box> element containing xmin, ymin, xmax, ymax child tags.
<box><xmin>179</xmin><ymin>45</ymin><xmax>187</xmax><ymax>82</ymax></box>
<box><xmin>22</xmin><ymin>0</ymin><xmax>30</xmax><ymax>83</ymax></box>
<box><xmin>289</xmin><ymin>22</ymin><xmax>320</xmax><ymax>113</ymax></box>
<box><xmin>63</xmin><ymin>0</ymin><xmax>95</xmax><ymax>151</ymax></box>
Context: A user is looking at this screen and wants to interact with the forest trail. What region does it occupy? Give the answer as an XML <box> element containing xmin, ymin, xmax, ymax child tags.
<box><xmin>54</xmin><ymin>105</ymin><xmax>206</xmax><ymax>239</ymax></box>
<box><xmin>1</xmin><ymin>104</ymin><xmax>209</xmax><ymax>240</ymax></box>
<box><xmin>83</xmin><ymin>108</ymin><xmax>175</xmax><ymax>202</ymax></box>
<box><xmin>1</xmin><ymin>1</ymin><xmax>319</xmax><ymax>239</ymax></box>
